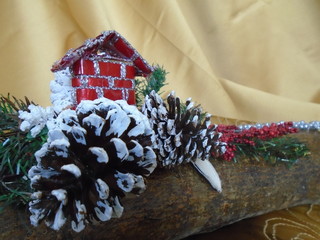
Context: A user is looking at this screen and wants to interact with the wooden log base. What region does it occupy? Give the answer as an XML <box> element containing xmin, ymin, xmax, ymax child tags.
<box><xmin>0</xmin><ymin>132</ymin><xmax>319</xmax><ymax>240</ymax></box>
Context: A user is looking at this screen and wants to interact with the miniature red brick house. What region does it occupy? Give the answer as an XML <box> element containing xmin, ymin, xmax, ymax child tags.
<box><xmin>51</xmin><ymin>30</ymin><xmax>153</xmax><ymax>106</ymax></box>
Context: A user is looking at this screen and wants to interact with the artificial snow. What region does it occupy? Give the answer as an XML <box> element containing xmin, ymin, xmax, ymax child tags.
<box><xmin>71</xmin><ymin>200</ymin><xmax>87</xmax><ymax>232</ymax></box>
<box><xmin>105</xmin><ymin>108</ymin><xmax>130</xmax><ymax>137</ymax></box>
<box><xmin>19</xmin><ymin>104</ymin><xmax>54</xmax><ymax>137</ymax></box>
<box><xmin>111</xmin><ymin>196</ymin><xmax>124</xmax><ymax>218</ymax></box>
<box><xmin>110</xmin><ymin>138</ymin><xmax>129</xmax><ymax>161</ymax></box>
<box><xmin>47</xmin><ymin>203</ymin><xmax>67</xmax><ymax>230</ymax></box>
<box><xmin>48</xmin><ymin>129</ymin><xmax>68</xmax><ymax>143</ymax></box>
<box><xmin>82</xmin><ymin>113</ymin><xmax>106</xmax><ymax>136</ymax></box>
<box><xmin>34</xmin><ymin>143</ymin><xmax>49</xmax><ymax>163</ymax></box>
<box><xmin>89</xmin><ymin>147</ymin><xmax>109</xmax><ymax>163</ymax></box>
<box><xmin>69</xmin><ymin>126</ymin><xmax>87</xmax><ymax>145</ymax></box>
<box><xmin>29</xmin><ymin>200</ymin><xmax>46</xmax><ymax>226</ymax></box>
<box><xmin>51</xmin><ymin>189</ymin><xmax>68</xmax><ymax>204</ymax></box>
<box><xmin>115</xmin><ymin>171</ymin><xmax>135</xmax><ymax>192</ymax></box>
<box><xmin>132</xmin><ymin>175</ymin><xmax>146</xmax><ymax>194</ymax></box>
<box><xmin>166</xmin><ymin>119</ymin><xmax>175</xmax><ymax>135</ymax></box>
<box><xmin>61</xmin><ymin>164</ymin><xmax>82</xmax><ymax>178</ymax></box>
<box><xmin>50</xmin><ymin>68</ymin><xmax>74</xmax><ymax>113</ymax></box>
<box><xmin>127</xmin><ymin>140</ymin><xmax>144</xmax><ymax>161</ymax></box>
<box><xmin>95</xmin><ymin>178</ymin><xmax>109</xmax><ymax>199</ymax></box>
<box><xmin>94</xmin><ymin>200</ymin><xmax>112</xmax><ymax>222</ymax></box>
<box><xmin>49</xmin><ymin>138</ymin><xmax>70</xmax><ymax>149</ymax></box>
<box><xmin>127</xmin><ymin>116</ymin><xmax>145</xmax><ymax>137</ymax></box>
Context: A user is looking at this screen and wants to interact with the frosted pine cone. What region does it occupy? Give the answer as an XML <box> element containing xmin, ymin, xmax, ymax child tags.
<box><xmin>28</xmin><ymin>98</ymin><xmax>157</xmax><ymax>232</ymax></box>
<box><xmin>142</xmin><ymin>91</ymin><xmax>222</xmax><ymax>167</ymax></box>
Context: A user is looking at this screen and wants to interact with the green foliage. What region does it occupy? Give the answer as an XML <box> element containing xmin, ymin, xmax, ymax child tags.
<box><xmin>234</xmin><ymin>136</ymin><xmax>310</xmax><ymax>166</ymax></box>
<box><xmin>0</xmin><ymin>95</ymin><xmax>30</xmax><ymax>138</ymax></box>
<box><xmin>135</xmin><ymin>65</ymin><xmax>168</xmax><ymax>106</ymax></box>
<box><xmin>0</xmin><ymin>95</ymin><xmax>46</xmax><ymax>210</ymax></box>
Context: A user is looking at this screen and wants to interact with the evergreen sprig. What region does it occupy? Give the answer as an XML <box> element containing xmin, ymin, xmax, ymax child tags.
<box><xmin>234</xmin><ymin>136</ymin><xmax>310</xmax><ymax>165</ymax></box>
<box><xmin>0</xmin><ymin>95</ymin><xmax>31</xmax><ymax>139</ymax></box>
<box><xmin>214</xmin><ymin>123</ymin><xmax>310</xmax><ymax>166</ymax></box>
<box><xmin>135</xmin><ymin>65</ymin><xmax>168</xmax><ymax>106</ymax></box>
<box><xmin>0</xmin><ymin>95</ymin><xmax>45</xmax><ymax>210</ymax></box>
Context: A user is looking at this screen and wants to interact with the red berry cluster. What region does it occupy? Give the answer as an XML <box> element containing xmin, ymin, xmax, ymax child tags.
<box><xmin>212</xmin><ymin>122</ymin><xmax>298</xmax><ymax>161</ymax></box>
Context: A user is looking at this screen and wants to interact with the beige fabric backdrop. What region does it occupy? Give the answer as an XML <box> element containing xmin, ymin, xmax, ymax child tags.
<box><xmin>1</xmin><ymin>0</ymin><xmax>320</xmax><ymax>123</ymax></box>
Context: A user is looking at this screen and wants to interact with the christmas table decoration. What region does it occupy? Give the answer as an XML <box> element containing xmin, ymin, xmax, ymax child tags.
<box><xmin>0</xmin><ymin>31</ymin><xmax>319</xmax><ymax>239</ymax></box>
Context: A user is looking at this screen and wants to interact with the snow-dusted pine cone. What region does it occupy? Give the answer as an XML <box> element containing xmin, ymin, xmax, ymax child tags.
<box><xmin>142</xmin><ymin>91</ymin><xmax>223</xmax><ymax>167</ymax></box>
<box><xmin>28</xmin><ymin>98</ymin><xmax>157</xmax><ymax>232</ymax></box>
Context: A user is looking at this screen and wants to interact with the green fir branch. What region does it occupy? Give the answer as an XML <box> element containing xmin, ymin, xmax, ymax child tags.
<box><xmin>0</xmin><ymin>95</ymin><xmax>33</xmax><ymax>140</ymax></box>
<box><xmin>0</xmin><ymin>95</ymin><xmax>45</xmax><ymax>209</ymax></box>
<box><xmin>234</xmin><ymin>136</ymin><xmax>310</xmax><ymax>166</ymax></box>
<box><xmin>135</xmin><ymin>65</ymin><xmax>168</xmax><ymax>106</ymax></box>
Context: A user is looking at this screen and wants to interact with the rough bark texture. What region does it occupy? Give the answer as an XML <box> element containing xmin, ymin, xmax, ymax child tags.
<box><xmin>1</xmin><ymin>132</ymin><xmax>319</xmax><ymax>240</ymax></box>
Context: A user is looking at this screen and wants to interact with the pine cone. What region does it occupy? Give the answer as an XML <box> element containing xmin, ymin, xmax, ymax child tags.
<box><xmin>142</xmin><ymin>91</ymin><xmax>223</xmax><ymax>167</ymax></box>
<box><xmin>28</xmin><ymin>98</ymin><xmax>157</xmax><ymax>232</ymax></box>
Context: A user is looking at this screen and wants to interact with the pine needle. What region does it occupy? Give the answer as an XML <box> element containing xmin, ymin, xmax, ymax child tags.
<box><xmin>234</xmin><ymin>136</ymin><xmax>310</xmax><ymax>166</ymax></box>
<box><xmin>135</xmin><ymin>65</ymin><xmax>168</xmax><ymax>106</ymax></box>
<box><xmin>0</xmin><ymin>95</ymin><xmax>45</xmax><ymax>209</ymax></box>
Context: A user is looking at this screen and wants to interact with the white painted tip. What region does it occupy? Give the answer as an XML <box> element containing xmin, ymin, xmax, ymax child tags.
<box><xmin>191</xmin><ymin>158</ymin><xmax>222</xmax><ymax>192</ymax></box>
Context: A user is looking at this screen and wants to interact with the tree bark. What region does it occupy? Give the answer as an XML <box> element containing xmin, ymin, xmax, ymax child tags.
<box><xmin>1</xmin><ymin>132</ymin><xmax>320</xmax><ymax>240</ymax></box>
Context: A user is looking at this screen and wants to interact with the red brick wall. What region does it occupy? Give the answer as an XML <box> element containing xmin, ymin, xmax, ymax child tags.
<box><xmin>71</xmin><ymin>58</ymin><xmax>136</xmax><ymax>105</ymax></box>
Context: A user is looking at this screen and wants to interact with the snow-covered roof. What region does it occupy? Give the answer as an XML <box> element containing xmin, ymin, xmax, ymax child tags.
<box><xmin>51</xmin><ymin>30</ymin><xmax>153</xmax><ymax>76</ymax></box>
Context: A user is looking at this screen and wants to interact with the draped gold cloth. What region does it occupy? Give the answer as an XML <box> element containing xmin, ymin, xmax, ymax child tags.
<box><xmin>1</xmin><ymin>0</ymin><xmax>320</xmax><ymax>123</ymax></box>
<box><xmin>1</xmin><ymin>0</ymin><xmax>320</xmax><ymax>239</ymax></box>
